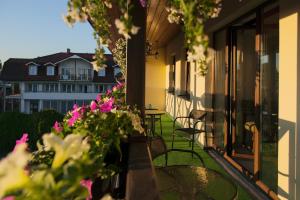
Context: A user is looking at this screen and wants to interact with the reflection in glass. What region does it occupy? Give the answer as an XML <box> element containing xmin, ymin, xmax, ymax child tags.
<box><xmin>214</xmin><ymin>30</ymin><xmax>227</xmax><ymax>150</ymax></box>
<box><xmin>260</xmin><ymin>6</ymin><xmax>279</xmax><ymax>193</ymax></box>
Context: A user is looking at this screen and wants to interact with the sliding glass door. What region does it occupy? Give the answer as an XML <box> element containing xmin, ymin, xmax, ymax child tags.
<box><xmin>260</xmin><ymin>5</ymin><xmax>279</xmax><ymax>193</ymax></box>
<box><xmin>213</xmin><ymin>2</ymin><xmax>279</xmax><ymax>195</ymax></box>
<box><xmin>231</xmin><ymin>24</ymin><xmax>258</xmax><ymax>174</ymax></box>
<box><xmin>213</xmin><ymin>30</ymin><xmax>227</xmax><ymax>151</ymax></box>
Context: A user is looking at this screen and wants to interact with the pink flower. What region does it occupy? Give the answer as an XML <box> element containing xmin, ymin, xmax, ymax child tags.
<box><xmin>106</xmin><ymin>89</ymin><xmax>112</xmax><ymax>95</ymax></box>
<box><xmin>80</xmin><ymin>179</ymin><xmax>93</xmax><ymax>200</ymax></box>
<box><xmin>67</xmin><ymin>105</ymin><xmax>81</xmax><ymax>127</ymax></box>
<box><xmin>73</xmin><ymin>104</ymin><xmax>79</xmax><ymax>110</ymax></box>
<box><xmin>80</xmin><ymin>105</ymin><xmax>86</xmax><ymax>114</ymax></box>
<box><xmin>13</xmin><ymin>133</ymin><xmax>28</xmax><ymax>151</ymax></box>
<box><xmin>116</xmin><ymin>82</ymin><xmax>124</xmax><ymax>89</ymax></box>
<box><xmin>68</xmin><ymin>112</ymin><xmax>80</xmax><ymax>127</ymax></box>
<box><xmin>90</xmin><ymin>101</ymin><xmax>98</xmax><ymax>111</ymax></box>
<box><xmin>96</xmin><ymin>94</ymin><xmax>102</xmax><ymax>102</ymax></box>
<box><xmin>53</xmin><ymin>121</ymin><xmax>62</xmax><ymax>133</ymax></box>
<box><xmin>2</xmin><ymin>196</ymin><xmax>15</xmax><ymax>200</ymax></box>
<box><xmin>100</xmin><ymin>98</ymin><xmax>114</xmax><ymax>113</ymax></box>
<box><xmin>139</xmin><ymin>0</ymin><xmax>147</xmax><ymax>7</ymax></box>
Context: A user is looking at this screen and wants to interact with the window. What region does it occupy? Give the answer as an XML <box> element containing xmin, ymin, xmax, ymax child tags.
<box><xmin>43</xmin><ymin>84</ymin><xmax>58</xmax><ymax>92</ymax></box>
<box><xmin>60</xmin><ymin>100</ymin><xmax>74</xmax><ymax>113</ymax></box>
<box><xmin>61</xmin><ymin>84</ymin><xmax>75</xmax><ymax>93</ymax></box>
<box><xmin>179</xmin><ymin>50</ymin><xmax>191</xmax><ymax>99</ymax></box>
<box><xmin>96</xmin><ymin>84</ymin><xmax>106</xmax><ymax>93</ymax></box>
<box><xmin>78</xmin><ymin>69</ymin><xmax>92</xmax><ymax>80</ymax></box>
<box><xmin>43</xmin><ymin>100</ymin><xmax>51</xmax><ymax>110</ymax></box>
<box><xmin>47</xmin><ymin>66</ymin><xmax>55</xmax><ymax>76</ymax></box>
<box><xmin>61</xmin><ymin>68</ymin><xmax>72</xmax><ymax>80</ymax></box>
<box><xmin>26</xmin><ymin>83</ymin><xmax>38</xmax><ymax>92</ymax></box>
<box><xmin>168</xmin><ymin>56</ymin><xmax>176</xmax><ymax>93</ymax></box>
<box><xmin>98</xmin><ymin>68</ymin><xmax>106</xmax><ymax>77</ymax></box>
<box><xmin>29</xmin><ymin>65</ymin><xmax>37</xmax><ymax>75</ymax></box>
<box><xmin>114</xmin><ymin>67</ymin><xmax>121</xmax><ymax>76</ymax></box>
<box><xmin>43</xmin><ymin>100</ymin><xmax>59</xmax><ymax>111</ymax></box>
<box><xmin>29</xmin><ymin>100</ymin><xmax>39</xmax><ymax>113</ymax></box>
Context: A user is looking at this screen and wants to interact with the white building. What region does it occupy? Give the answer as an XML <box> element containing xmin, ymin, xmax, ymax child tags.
<box><xmin>0</xmin><ymin>50</ymin><xmax>120</xmax><ymax>114</ymax></box>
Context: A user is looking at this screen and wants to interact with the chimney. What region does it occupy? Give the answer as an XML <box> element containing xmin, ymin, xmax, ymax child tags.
<box><xmin>67</xmin><ymin>48</ymin><xmax>71</xmax><ymax>53</ymax></box>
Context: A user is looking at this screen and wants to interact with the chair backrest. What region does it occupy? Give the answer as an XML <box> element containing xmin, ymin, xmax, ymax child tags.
<box><xmin>188</xmin><ymin>109</ymin><xmax>207</xmax><ymax>120</ymax></box>
<box><xmin>148</xmin><ymin>136</ymin><xmax>168</xmax><ymax>160</ymax></box>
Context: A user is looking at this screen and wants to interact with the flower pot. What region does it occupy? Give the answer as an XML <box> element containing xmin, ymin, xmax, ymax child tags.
<box><xmin>91</xmin><ymin>140</ymin><xmax>129</xmax><ymax>200</ymax></box>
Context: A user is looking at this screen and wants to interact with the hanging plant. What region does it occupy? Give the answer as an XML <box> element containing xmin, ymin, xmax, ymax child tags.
<box><xmin>64</xmin><ymin>0</ymin><xmax>222</xmax><ymax>75</ymax></box>
<box><xmin>111</xmin><ymin>38</ymin><xmax>127</xmax><ymax>78</ymax></box>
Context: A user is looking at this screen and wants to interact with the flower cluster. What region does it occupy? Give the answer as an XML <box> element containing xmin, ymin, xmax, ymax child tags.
<box><xmin>166</xmin><ymin>0</ymin><xmax>222</xmax><ymax>75</ymax></box>
<box><xmin>64</xmin><ymin>0</ymin><xmax>146</xmax><ymax>67</ymax></box>
<box><xmin>64</xmin><ymin>0</ymin><xmax>221</xmax><ymax>76</ymax></box>
<box><xmin>0</xmin><ymin>82</ymin><xmax>144</xmax><ymax>199</ymax></box>
<box><xmin>112</xmin><ymin>38</ymin><xmax>127</xmax><ymax>78</ymax></box>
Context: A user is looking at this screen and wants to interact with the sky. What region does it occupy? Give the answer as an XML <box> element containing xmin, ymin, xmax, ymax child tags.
<box><xmin>0</xmin><ymin>0</ymin><xmax>108</xmax><ymax>64</ymax></box>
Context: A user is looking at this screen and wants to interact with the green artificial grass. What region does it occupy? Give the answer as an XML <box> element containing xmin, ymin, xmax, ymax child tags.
<box><xmin>152</xmin><ymin>115</ymin><xmax>253</xmax><ymax>200</ymax></box>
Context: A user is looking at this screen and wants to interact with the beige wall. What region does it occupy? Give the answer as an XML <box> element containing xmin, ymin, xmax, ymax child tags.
<box><xmin>145</xmin><ymin>48</ymin><xmax>166</xmax><ymax>110</ymax></box>
<box><xmin>278</xmin><ymin>1</ymin><xmax>300</xmax><ymax>199</ymax></box>
<box><xmin>163</xmin><ymin>32</ymin><xmax>209</xmax><ymax>146</ymax></box>
<box><xmin>149</xmin><ymin>1</ymin><xmax>300</xmax><ymax>198</ymax></box>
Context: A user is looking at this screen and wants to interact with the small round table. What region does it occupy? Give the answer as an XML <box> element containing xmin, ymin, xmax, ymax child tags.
<box><xmin>145</xmin><ymin>110</ymin><xmax>165</xmax><ymax>136</ymax></box>
<box><xmin>156</xmin><ymin>165</ymin><xmax>237</xmax><ymax>200</ymax></box>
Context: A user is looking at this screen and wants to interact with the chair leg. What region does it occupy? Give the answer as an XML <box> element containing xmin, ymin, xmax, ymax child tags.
<box><xmin>165</xmin><ymin>153</ymin><xmax>168</xmax><ymax>166</ymax></box>
<box><xmin>159</xmin><ymin>117</ymin><xmax>162</xmax><ymax>136</ymax></box>
<box><xmin>204</xmin><ymin>119</ymin><xmax>208</xmax><ymax>148</ymax></box>
<box><xmin>192</xmin><ymin>134</ymin><xmax>195</xmax><ymax>158</ymax></box>
<box><xmin>172</xmin><ymin>130</ymin><xmax>175</xmax><ymax>149</ymax></box>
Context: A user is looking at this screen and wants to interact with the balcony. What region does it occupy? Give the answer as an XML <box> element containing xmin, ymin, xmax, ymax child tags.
<box><xmin>59</xmin><ymin>74</ymin><xmax>76</xmax><ymax>80</ymax></box>
<box><xmin>59</xmin><ymin>74</ymin><xmax>93</xmax><ymax>81</ymax></box>
<box><xmin>76</xmin><ymin>74</ymin><xmax>93</xmax><ymax>81</ymax></box>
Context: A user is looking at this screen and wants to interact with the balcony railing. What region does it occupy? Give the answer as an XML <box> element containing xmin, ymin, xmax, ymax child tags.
<box><xmin>76</xmin><ymin>74</ymin><xmax>93</xmax><ymax>81</ymax></box>
<box><xmin>59</xmin><ymin>74</ymin><xmax>93</xmax><ymax>81</ymax></box>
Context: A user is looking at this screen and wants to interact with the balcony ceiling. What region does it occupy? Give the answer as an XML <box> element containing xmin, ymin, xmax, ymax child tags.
<box><xmin>146</xmin><ymin>0</ymin><xmax>181</xmax><ymax>48</ymax></box>
<box><xmin>106</xmin><ymin>0</ymin><xmax>181</xmax><ymax>50</ymax></box>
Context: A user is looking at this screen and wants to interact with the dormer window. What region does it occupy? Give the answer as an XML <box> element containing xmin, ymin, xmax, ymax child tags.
<box><xmin>114</xmin><ymin>67</ymin><xmax>121</xmax><ymax>76</ymax></box>
<box><xmin>29</xmin><ymin>65</ymin><xmax>37</xmax><ymax>75</ymax></box>
<box><xmin>47</xmin><ymin>66</ymin><xmax>55</xmax><ymax>76</ymax></box>
<box><xmin>98</xmin><ymin>68</ymin><xmax>106</xmax><ymax>77</ymax></box>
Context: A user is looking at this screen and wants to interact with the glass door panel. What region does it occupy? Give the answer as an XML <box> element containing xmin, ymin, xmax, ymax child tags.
<box><xmin>214</xmin><ymin>30</ymin><xmax>227</xmax><ymax>150</ymax></box>
<box><xmin>231</xmin><ymin>26</ymin><xmax>257</xmax><ymax>173</ymax></box>
<box><xmin>260</xmin><ymin>6</ymin><xmax>279</xmax><ymax>193</ymax></box>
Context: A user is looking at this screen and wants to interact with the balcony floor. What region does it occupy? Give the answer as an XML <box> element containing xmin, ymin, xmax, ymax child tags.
<box><xmin>152</xmin><ymin>115</ymin><xmax>253</xmax><ymax>200</ymax></box>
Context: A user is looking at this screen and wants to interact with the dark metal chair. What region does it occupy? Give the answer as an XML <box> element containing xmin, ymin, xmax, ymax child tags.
<box><xmin>172</xmin><ymin>109</ymin><xmax>207</xmax><ymax>152</ymax></box>
<box><xmin>148</xmin><ymin>136</ymin><xmax>205</xmax><ymax>167</ymax></box>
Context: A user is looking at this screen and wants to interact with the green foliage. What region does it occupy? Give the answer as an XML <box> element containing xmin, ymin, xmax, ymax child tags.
<box><xmin>32</xmin><ymin>110</ymin><xmax>64</xmax><ymax>135</ymax></box>
<box><xmin>112</xmin><ymin>38</ymin><xmax>126</xmax><ymax>78</ymax></box>
<box><xmin>0</xmin><ymin>83</ymin><xmax>144</xmax><ymax>199</ymax></box>
<box><xmin>0</xmin><ymin>110</ymin><xmax>63</xmax><ymax>158</ymax></box>
<box><xmin>64</xmin><ymin>0</ymin><xmax>221</xmax><ymax>75</ymax></box>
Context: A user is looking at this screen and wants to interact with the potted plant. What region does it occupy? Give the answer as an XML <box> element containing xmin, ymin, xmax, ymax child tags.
<box><xmin>0</xmin><ymin>82</ymin><xmax>144</xmax><ymax>200</ymax></box>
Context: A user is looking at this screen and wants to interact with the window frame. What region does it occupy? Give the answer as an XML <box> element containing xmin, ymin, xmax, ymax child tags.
<box><xmin>46</xmin><ymin>66</ymin><xmax>55</xmax><ymax>76</ymax></box>
<box><xmin>98</xmin><ymin>68</ymin><xmax>106</xmax><ymax>77</ymax></box>
<box><xmin>168</xmin><ymin>55</ymin><xmax>176</xmax><ymax>93</ymax></box>
<box><xmin>28</xmin><ymin>65</ymin><xmax>38</xmax><ymax>76</ymax></box>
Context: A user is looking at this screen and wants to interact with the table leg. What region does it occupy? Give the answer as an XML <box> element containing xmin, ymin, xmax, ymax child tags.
<box><xmin>151</xmin><ymin>115</ymin><xmax>155</xmax><ymax>136</ymax></box>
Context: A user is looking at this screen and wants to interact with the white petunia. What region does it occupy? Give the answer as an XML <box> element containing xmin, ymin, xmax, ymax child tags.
<box><xmin>115</xmin><ymin>19</ymin><xmax>131</xmax><ymax>39</ymax></box>
<box><xmin>187</xmin><ymin>36</ymin><xmax>206</xmax><ymax>62</ymax></box>
<box><xmin>127</xmin><ymin>112</ymin><xmax>144</xmax><ymax>134</ymax></box>
<box><xmin>0</xmin><ymin>144</ymin><xmax>30</xmax><ymax>198</ymax></box>
<box><xmin>43</xmin><ymin>134</ymin><xmax>90</xmax><ymax>169</ymax></box>
<box><xmin>131</xmin><ymin>25</ymin><xmax>140</xmax><ymax>35</ymax></box>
